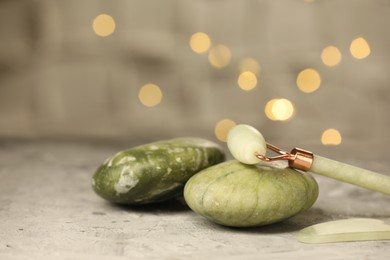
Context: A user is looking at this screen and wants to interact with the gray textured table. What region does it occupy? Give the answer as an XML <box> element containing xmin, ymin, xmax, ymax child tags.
<box><xmin>1</xmin><ymin>140</ymin><xmax>389</xmax><ymax>260</ymax></box>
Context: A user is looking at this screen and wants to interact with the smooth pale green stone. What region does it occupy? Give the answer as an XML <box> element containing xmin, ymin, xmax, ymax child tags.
<box><xmin>227</xmin><ymin>124</ymin><xmax>267</xmax><ymax>165</ymax></box>
<box><xmin>297</xmin><ymin>218</ymin><xmax>390</xmax><ymax>244</ymax></box>
<box><xmin>312</xmin><ymin>155</ymin><xmax>390</xmax><ymax>196</ymax></box>
<box><xmin>184</xmin><ymin>160</ymin><xmax>318</xmax><ymax>227</ymax></box>
<box><xmin>92</xmin><ymin>137</ymin><xmax>225</xmax><ymax>205</ymax></box>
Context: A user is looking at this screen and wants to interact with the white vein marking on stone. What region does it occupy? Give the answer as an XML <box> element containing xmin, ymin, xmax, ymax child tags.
<box><xmin>104</xmin><ymin>156</ymin><xmax>114</xmax><ymax>167</ymax></box>
<box><xmin>104</xmin><ymin>150</ymin><xmax>126</xmax><ymax>167</ymax></box>
<box><xmin>149</xmin><ymin>145</ymin><xmax>159</xmax><ymax>150</ymax></box>
<box><xmin>167</xmin><ymin>168</ymin><xmax>172</xmax><ymax>174</ymax></box>
<box><xmin>116</xmin><ymin>156</ymin><xmax>136</xmax><ymax>165</ymax></box>
<box><xmin>176</xmin><ymin>157</ymin><xmax>182</xmax><ymax>162</ymax></box>
<box><xmin>91</xmin><ymin>179</ymin><xmax>96</xmax><ymax>187</ymax></box>
<box><xmin>114</xmin><ymin>167</ymin><xmax>139</xmax><ymax>195</ymax></box>
<box><xmin>173</xmin><ymin>147</ymin><xmax>184</xmax><ymax>153</ymax></box>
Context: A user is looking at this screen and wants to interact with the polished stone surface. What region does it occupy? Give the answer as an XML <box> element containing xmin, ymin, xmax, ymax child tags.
<box><xmin>1</xmin><ymin>140</ymin><xmax>389</xmax><ymax>259</ymax></box>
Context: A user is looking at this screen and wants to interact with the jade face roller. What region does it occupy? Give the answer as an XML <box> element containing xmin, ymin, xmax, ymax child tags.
<box><xmin>227</xmin><ymin>124</ymin><xmax>390</xmax><ymax>196</ymax></box>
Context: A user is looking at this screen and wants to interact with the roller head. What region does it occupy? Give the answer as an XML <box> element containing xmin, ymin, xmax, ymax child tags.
<box><xmin>227</xmin><ymin>124</ymin><xmax>267</xmax><ymax>165</ymax></box>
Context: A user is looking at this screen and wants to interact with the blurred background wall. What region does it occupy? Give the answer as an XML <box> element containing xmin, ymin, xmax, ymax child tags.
<box><xmin>0</xmin><ymin>0</ymin><xmax>389</xmax><ymax>150</ymax></box>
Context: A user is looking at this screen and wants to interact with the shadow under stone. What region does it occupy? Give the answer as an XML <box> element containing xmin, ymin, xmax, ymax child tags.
<box><xmin>194</xmin><ymin>207</ymin><xmax>333</xmax><ymax>235</ymax></box>
<box><xmin>107</xmin><ymin>196</ymin><xmax>191</xmax><ymax>214</ymax></box>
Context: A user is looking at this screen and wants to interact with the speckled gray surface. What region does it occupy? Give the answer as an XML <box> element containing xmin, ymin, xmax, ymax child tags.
<box><xmin>1</xmin><ymin>140</ymin><xmax>389</xmax><ymax>260</ymax></box>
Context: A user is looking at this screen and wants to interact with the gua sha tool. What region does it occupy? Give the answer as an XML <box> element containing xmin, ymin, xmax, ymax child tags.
<box><xmin>227</xmin><ymin>124</ymin><xmax>390</xmax><ymax>196</ymax></box>
<box><xmin>297</xmin><ymin>218</ymin><xmax>390</xmax><ymax>244</ymax></box>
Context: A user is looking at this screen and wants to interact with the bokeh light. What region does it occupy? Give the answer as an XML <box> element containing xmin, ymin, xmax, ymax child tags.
<box><xmin>92</xmin><ymin>14</ymin><xmax>116</xmax><ymax>37</ymax></box>
<box><xmin>350</xmin><ymin>37</ymin><xmax>371</xmax><ymax>59</ymax></box>
<box><xmin>214</xmin><ymin>119</ymin><xmax>236</xmax><ymax>142</ymax></box>
<box><xmin>321</xmin><ymin>46</ymin><xmax>342</xmax><ymax>67</ymax></box>
<box><xmin>265</xmin><ymin>99</ymin><xmax>278</xmax><ymax>121</ymax></box>
<box><xmin>138</xmin><ymin>84</ymin><xmax>163</xmax><ymax>107</ymax></box>
<box><xmin>296</xmin><ymin>68</ymin><xmax>321</xmax><ymax>93</ymax></box>
<box><xmin>265</xmin><ymin>99</ymin><xmax>295</xmax><ymax>121</ymax></box>
<box><xmin>239</xmin><ymin>58</ymin><xmax>261</xmax><ymax>75</ymax></box>
<box><xmin>189</xmin><ymin>32</ymin><xmax>211</xmax><ymax>54</ymax></box>
<box><xmin>321</xmin><ymin>128</ymin><xmax>342</xmax><ymax>145</ymax></box>
<box><xmin>237</xmin><ymin>71</ymin><xmax>257</xmax><ymax>91</ymax></box>
<box><xmin>208</xmin><ymin>44</ymin><xmax>231</xmax><ymax>69</ymax></box>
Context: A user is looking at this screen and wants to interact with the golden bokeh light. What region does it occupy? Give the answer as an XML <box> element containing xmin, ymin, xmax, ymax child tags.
<box><xmin>265</xmin><ymin>99</ymin><xmax>278</xmax><ymax>121</ymax></box>
<box><xmin>239</xmin><ymin>58</ymin><xmax>261</xmax><ymax>75</ymax></box>
<box><xmin>138</xmin><ymin>84</ymin><xmax>163</xmax><ymax>107</ymax></box>
<box><xmin>296</xmin><ymin>68</ymin><xmax>321</xmax><ymax>93</ymax></box>
<box><xmin>321</xmin><ymin>46</ymin><xmax>342</xmax><ymax>67</ymax></box>
<box><xmin>214</xmin><ymin>119</ymin><xmax>236</xmax><ymax>142</ymax></box>
<box><xmin>350</xmin><ymin>37</ymin><xmax>371</xmax><ymax>59</ymax></box>
<box><xmin>237</xmin><ymin>71</ymin><xmax>257</xmax><ymax>91</ymax></box>
<box><xmin>92</xmin><ymin>14</ymin><xmax>116</xmax><ymax>37</ymax></box>
<box><xmin>265</xmin><ymin>99</ymin><xmax>295</xmax><ymax>121</ymax></box>
<box><xmin>272</xmin><ymin>99</ymin><xmax>295</xmax><ymax>121</ymax></box>
<box><xmin>189</xmin><ymin>32</ymin><xmax>211</xmax><ymax>54</ymax></box>
<box><xmin>208</xmin><ymin>44</ymin><xmax>231</xmax><ymax>69</ymax></box>
<box><xmin>321</xmin><ymin>128</ymin><xmax>342</xmax><ymax>145</ymax></box>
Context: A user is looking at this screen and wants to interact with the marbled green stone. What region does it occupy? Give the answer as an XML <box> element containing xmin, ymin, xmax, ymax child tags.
<box><xmin>92</xmin><ymin>138</ymin><xmax>225</xmax><ymax>205</ymax></box>
<box><xmin>184</xmin><ymin>160</ymin><xmax>318</xmax><ymax>227</ymax></box>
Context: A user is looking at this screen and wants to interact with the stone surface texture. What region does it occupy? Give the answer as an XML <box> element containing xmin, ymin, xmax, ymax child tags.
<box><xmin>1</xmin><ymin>140</ymin><xmax>389</xmax><ymax>259</ymax></box>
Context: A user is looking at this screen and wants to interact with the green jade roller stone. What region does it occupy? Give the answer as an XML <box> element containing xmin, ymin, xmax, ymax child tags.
<box><xmin>227</xmin><ymin>124</ymin><xmax>390</xmax><ymax>197</ymax></box>
<box><xmin>184</xmin><ymin>160</ymin><xmax>319</xmax><ymax>227</ymax></box>
<box><xmin>92</xmin><ymin>138</ymin><xmax>225</xmax><ymax>205</ymax></box>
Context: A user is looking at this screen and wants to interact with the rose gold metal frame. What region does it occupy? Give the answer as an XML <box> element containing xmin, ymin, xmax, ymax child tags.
<box><xmin>255</xmin><ymin>143</ymin><xmax>314</xmax><ymax>172</ymax></box>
